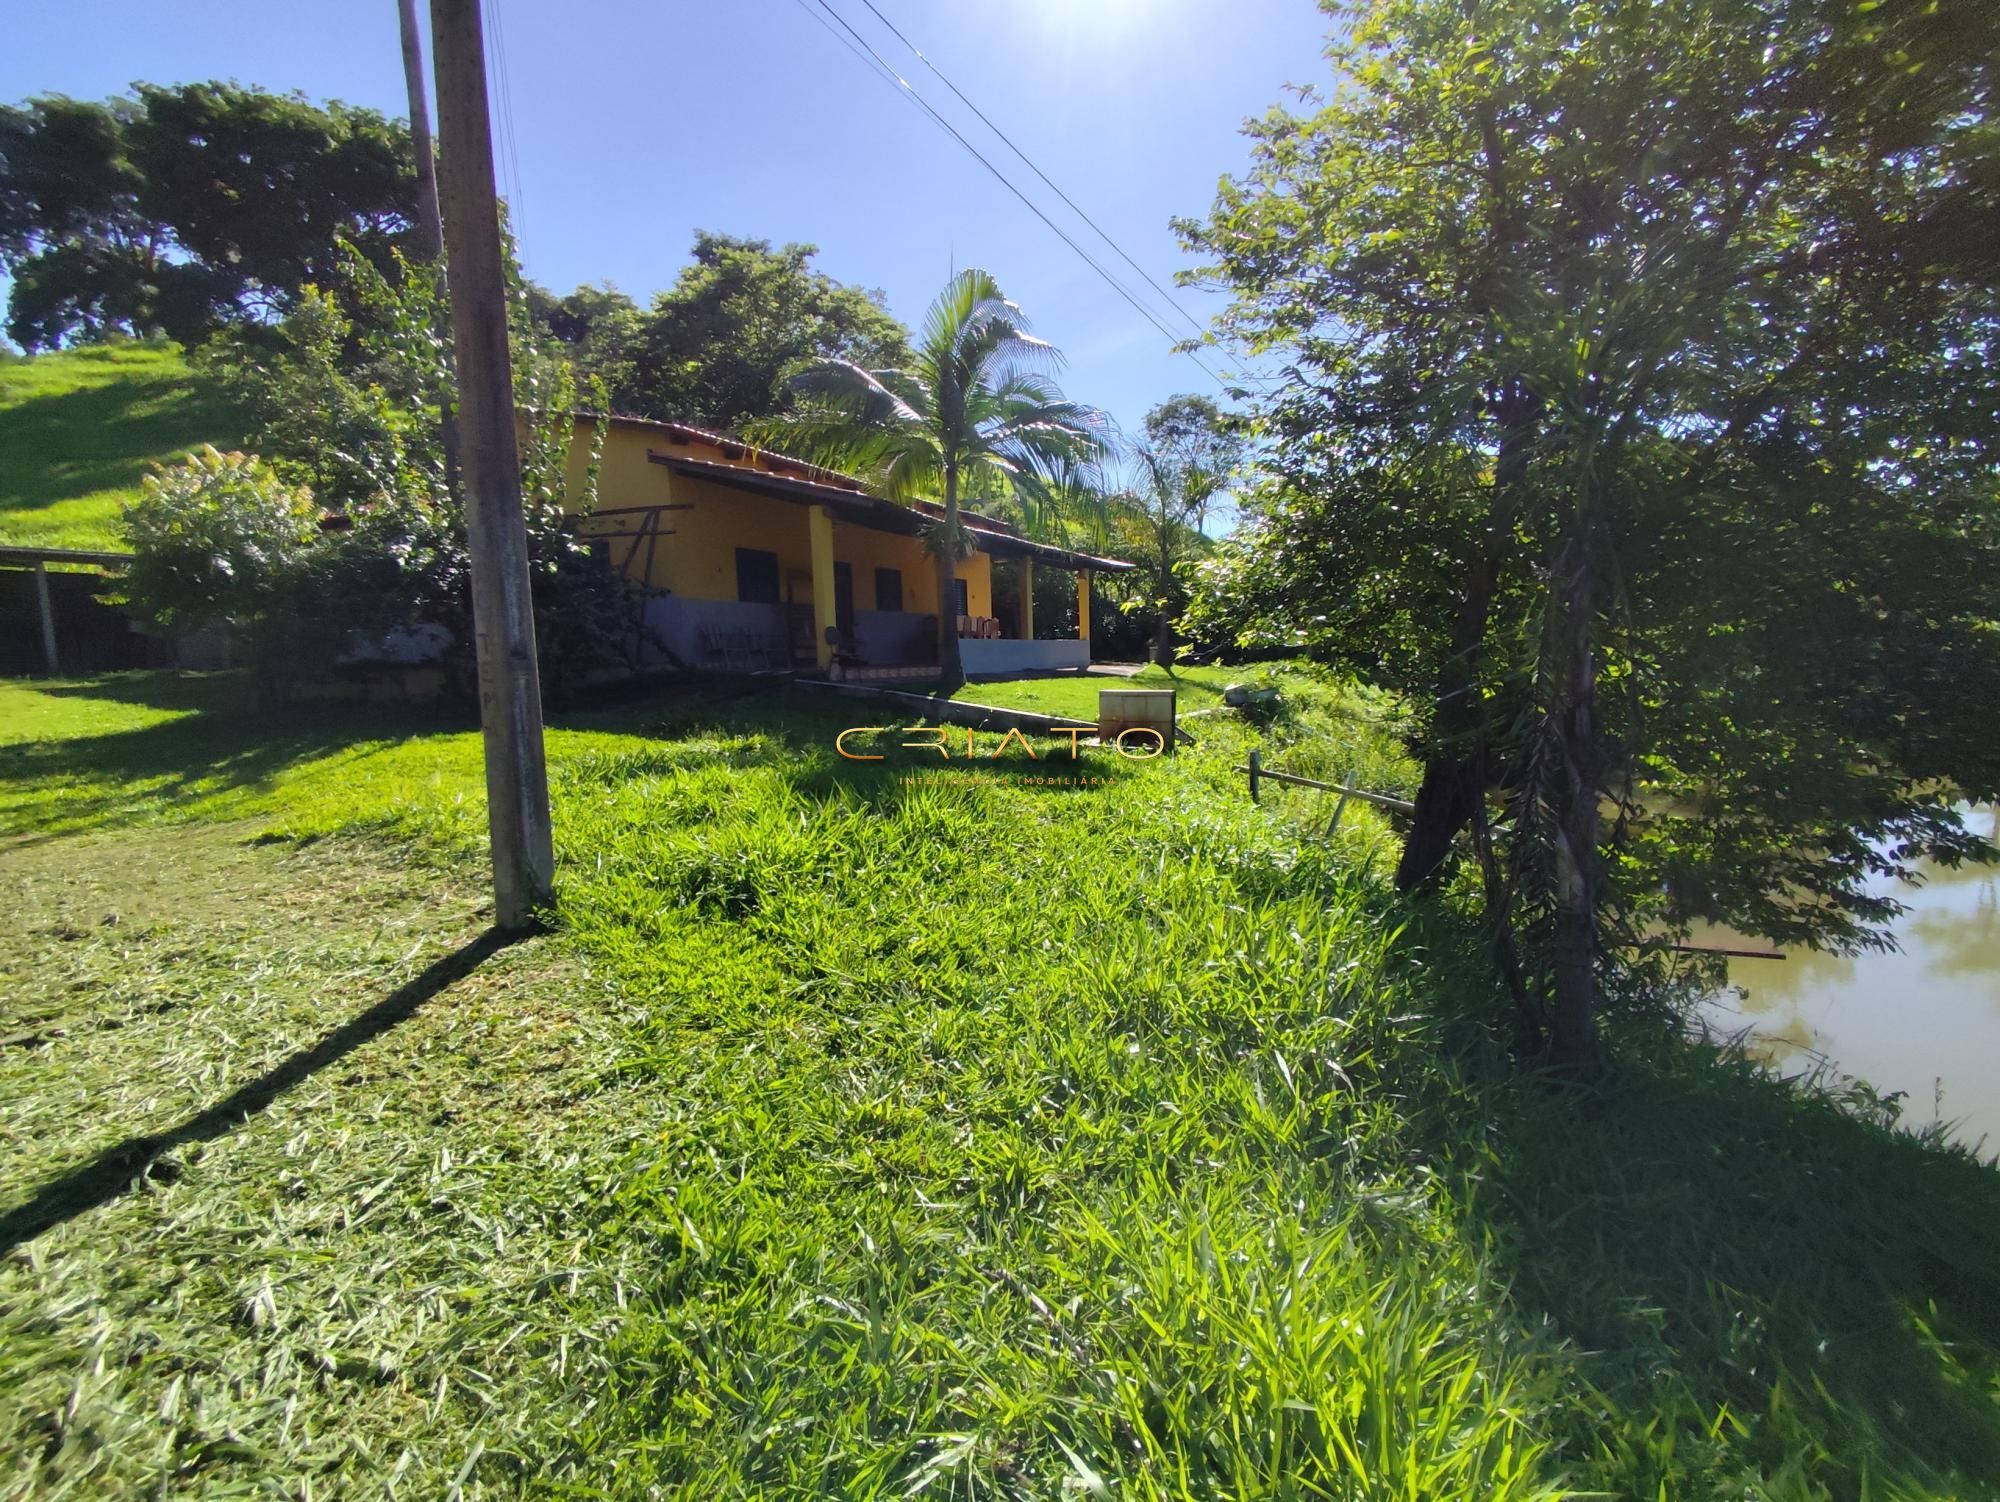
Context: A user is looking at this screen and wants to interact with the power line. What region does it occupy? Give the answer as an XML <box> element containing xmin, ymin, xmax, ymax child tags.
<box><xmin>786</xmin><ymin>0</ymin><xmax>903</xmax><ymax>92</ymax></box>
<box><xmin>851</xmin><ymin>0</ymin><xmax>1212</xmax><ymax>347</ymax></box>
<box><xmin>484</xmin><ymin>0</ymin><xmax>527</xmax><ymax>243</ymax></box>
<box><xmin>796</xmin><ymin>0</ymin><xmax>1240</xmax><ymax>395</ymax></box>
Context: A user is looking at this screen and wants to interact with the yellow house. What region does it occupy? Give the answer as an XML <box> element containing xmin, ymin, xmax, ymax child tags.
<box><xmin>558</xmin><ymin>413</ymin><xmax>1134</xmax><ymax>678</ymax></box>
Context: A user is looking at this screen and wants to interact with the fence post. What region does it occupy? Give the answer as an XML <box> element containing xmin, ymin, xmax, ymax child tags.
<box><xmin>33</xmin><ymin>561</ymin><xmax>60</xmax><ymax>677</ymax></box>
<box><xmin>1326</xmin><ymin>769</ymin><xmax>1356</xmax><ymax>833</ymax></box>
<box><xmin>1247</xmin><ymin>748</ymin><xmax>1261</xmax><ymax>803</ymax></box>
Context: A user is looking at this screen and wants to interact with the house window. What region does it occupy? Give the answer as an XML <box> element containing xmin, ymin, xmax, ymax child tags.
<box><xmin>955</xmin><ymin>578</ymin><xmax>970</xmax><ymax>616</ymax></box>
<box><xmin>874</xmin><ymin>567</ymin><xmax>903</xmax><ymax>613</ymax></box>
<box><xmin>735</xmin><ymin>548</ymin><xmax>780</xmax><ymax>604</ymax></box>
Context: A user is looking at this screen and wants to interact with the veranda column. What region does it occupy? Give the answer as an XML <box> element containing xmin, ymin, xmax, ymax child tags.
<box><xmin>809</xmin><ymin>504</ymin><xmax>837</xmax><ymax>670</ymax></box>
<box><xmin>1077</xmin><ymin>568</ymin><xmax>1092</xmax><ymax>659</ymax></box>
<box><xmin>1020</xmin><ymin>556</ymin><xmax>1034</xmax><ymax>640</ymax></box>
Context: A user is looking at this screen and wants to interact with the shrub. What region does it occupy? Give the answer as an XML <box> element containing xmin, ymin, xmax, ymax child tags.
<box><xmin>198</xmin><ymin>239</ymin><xmax>644</xmax><ymax>696</ymax></box>
<box><xmin>120</xmin><ymin>445</ymin><xmax>322</xmax><ymax>632</ymax></box>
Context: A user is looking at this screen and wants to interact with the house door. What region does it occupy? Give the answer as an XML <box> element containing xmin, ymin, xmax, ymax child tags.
<box><xmin>833</xmin><ymin>562</ymin><xmax>855</xmax><ymax>637</ymax></box>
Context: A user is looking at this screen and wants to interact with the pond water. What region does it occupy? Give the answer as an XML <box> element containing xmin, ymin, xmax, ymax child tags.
<box><xmin>1696</xmin><ymin>806</ymin><xmax>2000</xmax><ymax>1155</ymax></box>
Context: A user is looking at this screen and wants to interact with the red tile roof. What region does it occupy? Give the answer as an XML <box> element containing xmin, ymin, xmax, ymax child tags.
<box><xmin>580</xmin><ymin>410</ymin><xmax>1038</xmax><ymax>544</ymax></box>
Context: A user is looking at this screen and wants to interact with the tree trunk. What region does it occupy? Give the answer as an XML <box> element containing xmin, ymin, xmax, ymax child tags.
<box><xmin>1470</xmin><ymin>789</ymin><xmax>1543</xmax><ymax>1055</ymax></box>
<box><xmin>1395</xmin><ymin>556</ymin><xmax>1497</xmax><ymax>890</ymax></box>
<box><xmin>1398</xmin><ymin>106</ymin><xmax>1532</xmax><ymax>895</ymax></box>
<box><xmin>1394</xmin><ymin>387</ymin><xmax>1538</xmax><ymax>893</ymax></box>
<box><xmin>1397</xmin><ymin>756</ymin><xmax>1481</xmax><ymax>891</ymax></box>
<box><xmin>1150</xmin><ymin>526</ymin><xmax>1176</xmax><ymax>668</ymax></box>
<box><xmin>1151</xmin><ymin>581</ymin><xmax>1174</xmax><ymax>667</ymax></box>
<box><xmin>1545</xmin><ymin>528</ymin><xmax>1603</xmax><ymax>1070</ymax></box>
<box><xmin>935</xmin><ymin>463</ymin><xmax>965</xmax><ymax>692</ymax></box>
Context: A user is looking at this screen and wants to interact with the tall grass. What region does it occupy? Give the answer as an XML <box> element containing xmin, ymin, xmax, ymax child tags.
<box><xmin>2</xmin><ymin>671</ymin><xmax>1997</xmax><ymax>1498</ymax></box>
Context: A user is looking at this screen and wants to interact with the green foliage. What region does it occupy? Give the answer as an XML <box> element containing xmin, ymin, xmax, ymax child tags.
<box><xmin>190</xmin><ymin>238</ymin><xmax>633</xmax><ymax>692</ymax></box>
<box><xmin>1118</xmin><ymin>394</ymin><xmax>1247</xmax><ymax>665</ymax></box>
<box><xmin>757</xmin><ymin>268</ymin><xmax>1107</xmax><ymax>689</ymax></box>
<box><xmin>202</xmin><ymin>248</ymin><xmax>453</xmax><ymax>509</ymax></box>
<box><xmin>119</xmin><ymin>445</ymin><xmax>319</xmax><ymax>632</ymax></box>
<box><xmin>0</xmin><ymin>342</ymin><xmax>244</xmax><ymax>551</ymax></box>
<box><xmin>0</xmin><ymin>84</ymin><xmax>415</xmax><ymax>349</ymax></box>
<box><xmin>1182</xmin><ymin>0</ymin><xmax>2000</xmax><ymax>1053</ymax></box>
<box><xmin>530</xmin><ymin>233</ymin><xmax>912</xmax><ymax>431</ymax></box>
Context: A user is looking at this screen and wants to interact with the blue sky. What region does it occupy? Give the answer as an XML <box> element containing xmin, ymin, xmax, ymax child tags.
<box><xmin>4</xmin><ymin>0</ymin><xmax>1332</xmax><ymax>435</ymax></box>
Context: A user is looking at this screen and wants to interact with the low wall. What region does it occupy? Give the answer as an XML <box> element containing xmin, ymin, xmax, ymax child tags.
<box><xmin>641</xmin><ymin>597</ymin><xmax>792</xmax><ymax>669</ymax></box>
<box><xmin>634</xmin><ymin>595</ymin><xmax>1084</xmax><ymax>676</ymax></box>
<box><xmin>853</xmin><ymin>608</ymin><xmax>936</xmax><ymax>667</ymax></box>
<box><xmin>959</xmin><ymin>637</ymin><xmax>1089</xmax><ymax>676</ymax></box>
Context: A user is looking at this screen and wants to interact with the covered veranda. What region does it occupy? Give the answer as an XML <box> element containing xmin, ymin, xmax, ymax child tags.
<box><xmin>640</xmin><ymin>450</ymin><xmax>1134</xmax><ymax>678</ymax></box>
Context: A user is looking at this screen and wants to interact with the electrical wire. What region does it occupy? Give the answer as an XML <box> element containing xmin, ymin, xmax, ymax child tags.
<box><xmin>797</xmin><ymin>0</ymin><xmax>1242</xmax><ymax>394</ymax></box>
<box><xmin>786</xmin><ymin>0</ymin><xmax>904</xmax><ymax>93</ymax></box>
<box><xmin>484</xmin><ymin>0</ymin><xmax>528</xmax><ymax>244</ymax></box>
<box><xmin>851</xmin><ymin>0</ymin><xmax>1212</xmax><ymax>346</ymax></box>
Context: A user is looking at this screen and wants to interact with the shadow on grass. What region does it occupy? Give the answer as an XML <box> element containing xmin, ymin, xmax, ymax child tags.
<box><xmin>29</xmin><ymin>670</ymin><xmax>255</xmax><ymax>715</ymax></box>
<box><xmin>1415</xmin><ymin>993</ymin><xmax>2000</xmax><ymax>1494</ymax></box>
<box><xmin>0</xmin><ymin>927</ymin><xmax>516</xmax><ymax>1254</ymax></box>
<box><xmin>1148</xmin><ymin>666</ymin><xmax>1232</xmax><ymax>702</ymax></box>
<box><xmin>562</xmin><ymin>682</ymin><xmax>1149</xmax><ymax>811</ymax></box>
<box><xmin>1</xmin><ymin>681</ymin><xmax>466</xmax><ymax>840</ymax></box>
<box><xmin>0</xmin><ymin>373</ymin><xmax>241</xmax><ymax>516</ymax></box>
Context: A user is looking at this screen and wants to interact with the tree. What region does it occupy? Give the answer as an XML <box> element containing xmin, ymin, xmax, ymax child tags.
<box><xmin>0</xmin><ymin>84</ymin><xmax>417</xmax><ymax>348</ymax></box>
<box><xmin>524</xmin><ymin>280</ymin><xmax>642</xmax><ymax>398</ymax></box>
<box><xmin>190</xmin><ymin>239</ymin><xmax>634</xmax><ymax>693</ymax></box>
<box><xmin>758</xmin><ymin>269</ymin><xmax>1105</xmax><ymax>691</ymax></box>
<box><xmin>0</xmin><ymin>96</ymin><xmax>232</xmax><ymax>346</ymax></box>
<box><xmin>1183</xmin><ymin>0</ymin><xmax>2000</xmax><ymax>1064</ymax></box>
<box><xmin>1124</xmin><ymin>395</ymin><xmax>1245</xmax><ymax>667</ymax></box>
<box><xmin>538</xmin><ymin>234</ymin><xmax>909</xmax><ymax>431</ymax></box>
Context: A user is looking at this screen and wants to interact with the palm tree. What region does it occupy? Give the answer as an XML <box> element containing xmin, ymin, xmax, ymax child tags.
<box><xmin>758</xmin><ymin>270</ymin><xmax>1105</xmax><ymax>691</ymax></box>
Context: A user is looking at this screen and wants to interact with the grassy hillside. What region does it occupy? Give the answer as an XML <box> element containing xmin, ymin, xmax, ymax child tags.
<box><xmin>0</xmin><ymin>343</ymin><xmax>243</xmax><ymax>553</ymax></box>
<box><xmin>4</xmin><ymin>670</ymin><xmax>1999</xmax><ymax>1498</ymax></box>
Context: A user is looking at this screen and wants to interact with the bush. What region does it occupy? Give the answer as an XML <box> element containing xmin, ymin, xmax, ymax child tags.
<box><xmin>120</xmin><ymin>445</ymin><xmax>322</xmax><ymax>632</ymax></box>
<box><xmin>195</xmin><ymin>239</ymin><xmax>645</xmax><ymax>697</ymax></box>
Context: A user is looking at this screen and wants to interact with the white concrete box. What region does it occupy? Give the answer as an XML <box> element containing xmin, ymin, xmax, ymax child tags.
<box><xmin>1097</xmin><ymin>688</ymin><xmax>1176</xmax><ymax>755</ymax></box>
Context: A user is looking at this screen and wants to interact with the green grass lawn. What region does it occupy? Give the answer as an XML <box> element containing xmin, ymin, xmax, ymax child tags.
<box><xmin>954</xmin><ymin>662</ymin><xmax>1240</xmax><ymax>722</ymax></box>
<box><xmin>4</xmin><ymin>671</ymin><xmax>1999</xmax><ymax>1498</ymax></box>
<box><xmin>955</xmin><ymin>663</ymin><xmax>1419</xmax><ymax>800</ymax></box>
<box><xmin>0</xmin><ymin>343</ymin><xmax>244</xmax><ymax>553</ymax></box>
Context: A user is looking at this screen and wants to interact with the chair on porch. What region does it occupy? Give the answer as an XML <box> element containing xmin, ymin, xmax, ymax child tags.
<box><xmin>824</xmin><ymin>625</ymin><xmax>860</xmax><ymax>674</ymax></box>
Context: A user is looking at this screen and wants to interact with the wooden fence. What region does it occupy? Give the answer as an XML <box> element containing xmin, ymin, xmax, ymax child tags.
<box><xmin>1234</xmin><ymin>750</ymin><xmax>1782</xmax><ymax>961</ymax></box>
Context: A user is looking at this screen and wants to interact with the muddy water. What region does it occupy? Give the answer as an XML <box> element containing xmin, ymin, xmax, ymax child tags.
<box><xmin>1698</xmin><ymin>807</ymin><xmax>2000</xmax><ymax>1154</ymax></box>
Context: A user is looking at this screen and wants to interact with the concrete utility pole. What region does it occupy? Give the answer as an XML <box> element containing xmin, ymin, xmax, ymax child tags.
<box><xmin>430</xmin><ymin>0</ymin><xmax>553</xmax><ymax>929</ymax></box>
<box><xmin>396</xmin><ymin>0</ymin><xmax>445</xmax><ymax>261</ymax></box>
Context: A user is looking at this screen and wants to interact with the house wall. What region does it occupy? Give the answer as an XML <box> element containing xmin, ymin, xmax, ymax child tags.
<box><xmin>563</xmin><ymin>419</ymin><xmax>994</xmax><ymax>667</ymax></box>
<box><xmin>960</xmin><ymin>637</ymin><xmax>1089</xmax><ymax>676</ymax></box>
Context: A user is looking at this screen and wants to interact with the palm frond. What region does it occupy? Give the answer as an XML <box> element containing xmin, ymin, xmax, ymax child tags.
<box><xmin>920</xmin><ymin>269</ymin><xmax>1015</xmax><ymax>361</ymax></box>
<box><xmin>781</xmin><ymin>359</ymin><xmax>926</xmax><ymax>428</ymax></box>
<box><xmin>742</xmin><ymin>269</ymin><xmax>1125</xmax><ymax>561</ymax></box>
